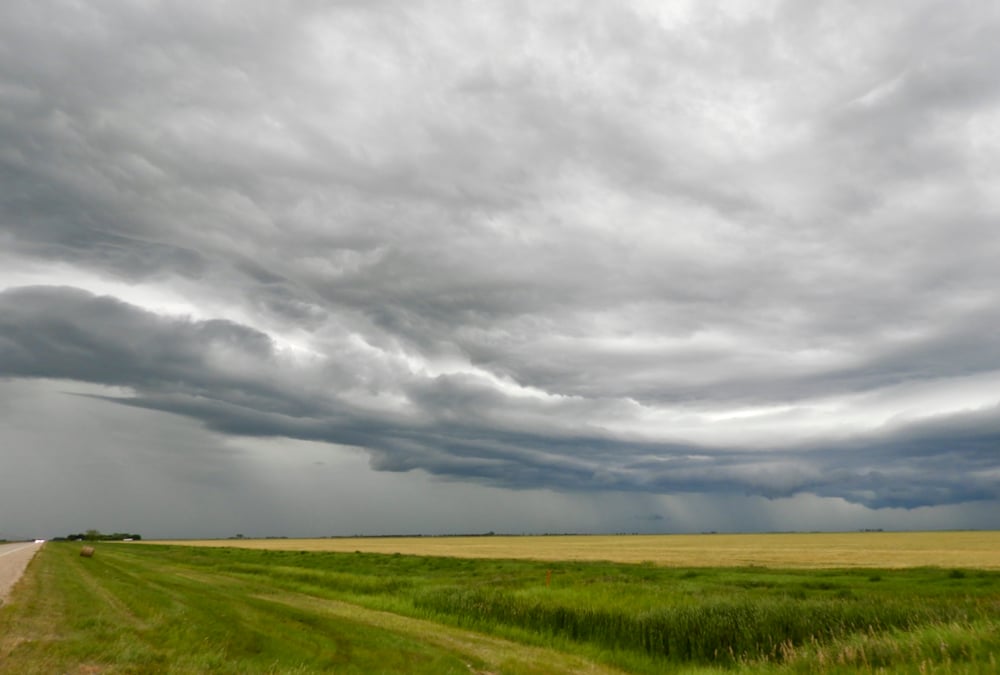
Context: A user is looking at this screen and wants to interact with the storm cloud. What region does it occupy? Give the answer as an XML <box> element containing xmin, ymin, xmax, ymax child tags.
<box><xmin>2</xmin><ymin>1</ymin><xmax>999</xmax><ymax>536</ymax></box>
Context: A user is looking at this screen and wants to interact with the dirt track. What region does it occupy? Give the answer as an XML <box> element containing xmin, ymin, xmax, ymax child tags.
<box><xmin>0</xmin><ymin>542</ymin><xmax>43</xmax><ymax>605</ymax></box>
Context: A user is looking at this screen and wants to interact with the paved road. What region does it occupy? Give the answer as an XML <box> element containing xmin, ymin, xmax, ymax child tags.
<box><xmin>0</xmin><ymin>541</ymin><xmax>43</xmax><ymax>605</ymax></box>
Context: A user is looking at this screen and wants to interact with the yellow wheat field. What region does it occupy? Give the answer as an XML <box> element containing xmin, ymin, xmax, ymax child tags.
<box><xmin>155</xmin><ymin>531</ymin><xmax>1000</xmax><ymax>569</ymax></box>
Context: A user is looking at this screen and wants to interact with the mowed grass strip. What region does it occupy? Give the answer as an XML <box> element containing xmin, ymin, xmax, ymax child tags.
<box><xmin>0</xmin><ymin>543</ymin><xmax>618</xmax><ymax>674</ymax></box>
<box><xmin>157</xmin><ymin>530</ymin><xmax>1000</xmax><ymax>569</ymax></box>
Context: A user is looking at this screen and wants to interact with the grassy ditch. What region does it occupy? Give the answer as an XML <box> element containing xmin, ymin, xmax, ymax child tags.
<box><xmin>2</xmin><ymin>543</ymin><xmax>999</xmax><ymax>673</ymax></box>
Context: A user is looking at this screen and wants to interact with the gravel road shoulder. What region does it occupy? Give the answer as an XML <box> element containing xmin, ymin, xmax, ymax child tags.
<box><xmin>0</xmin><ymin>542</ymin><xmax>43</xmax><ymax>606</ymax></box>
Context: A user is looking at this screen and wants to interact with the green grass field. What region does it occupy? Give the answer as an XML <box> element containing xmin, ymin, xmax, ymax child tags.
<box><xmin>2</xmin><ymin>541</ymin><xmax>999</xmax><ymax>673</ymax></box>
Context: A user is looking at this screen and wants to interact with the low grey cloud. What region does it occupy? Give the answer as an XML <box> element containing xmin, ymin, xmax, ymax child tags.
<box><xmin>2</xmin><ymin>1</ymin><xmax>999</xmax><ymax>535</ymax></box>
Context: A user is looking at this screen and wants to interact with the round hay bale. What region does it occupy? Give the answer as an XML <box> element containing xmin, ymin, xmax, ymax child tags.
<box><xmin>80</xmin><ymin>546</ymin><xmax>95</xmax><ymax>558</ymax></box>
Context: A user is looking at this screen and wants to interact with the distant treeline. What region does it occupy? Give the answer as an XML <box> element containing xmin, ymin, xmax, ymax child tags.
<box><xmin>52</xmin><ymin>529</ymin><xmax>141</xmax><ymax>542</ymax></box>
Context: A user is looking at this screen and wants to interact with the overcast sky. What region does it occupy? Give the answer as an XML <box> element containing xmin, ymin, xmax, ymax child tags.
<box><xmin>2</xmin><ymin>1</ymin><xmax>999</xmax><ymax>539</ymax></box>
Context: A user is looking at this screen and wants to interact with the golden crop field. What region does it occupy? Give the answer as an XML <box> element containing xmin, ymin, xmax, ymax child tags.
<box><xmin>157</xmin><ymin>530</ymin><xmax>1000</xmax><ymax>568</ymax></box>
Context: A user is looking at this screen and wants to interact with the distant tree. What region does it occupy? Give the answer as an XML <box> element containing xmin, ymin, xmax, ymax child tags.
<box><xmin>64</xmin><ymin>529</ymin><xmax>142</xmax><ymax>542</ymax></box>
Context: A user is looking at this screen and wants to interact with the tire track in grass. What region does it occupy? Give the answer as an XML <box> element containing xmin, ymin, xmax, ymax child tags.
<box><xmin>119</xmin><ymin>549</ymin><xmax>631</xmax><ymax>673</ymax></box>
<box><xmin>154</xmin><ymin>565</ymin><xmax>614</xmax><ymax>673</ymax></box>
<box><xmin>163</xmin><ymin>562</ymin><xmax>622</xmax><ymax>674</ymax></box>
<box><xmin>256</xmin><ymin>592</ymin><xmax>627</xmax><ymax>675</ymax></box>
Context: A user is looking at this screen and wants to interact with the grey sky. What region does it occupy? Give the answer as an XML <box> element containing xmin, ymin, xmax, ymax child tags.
<box><xmin>2</xmin><ymin>1</ymin><xmax>999</xmax><ymax>539</ymax></box>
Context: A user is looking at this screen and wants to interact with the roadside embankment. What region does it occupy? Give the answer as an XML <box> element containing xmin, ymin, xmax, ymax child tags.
<box><xmin>0</xmin><ymin>542</ymin><xmax>44</xmax><ymax>605</ymax></box>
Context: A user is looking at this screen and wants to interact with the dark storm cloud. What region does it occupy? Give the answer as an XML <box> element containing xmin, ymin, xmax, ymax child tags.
<box><xmin>1</xmin><ymin>1</ymin><xmax>999</xmax><ymax>531</ymax></box>
<box><xmin>2</xmin><ymin>286</ymin><xmax>997</xmax><ymax>510</ymax></box>
<box><xmin>0</xmin><ymin>287</ymin><xmax>307</xmax><ymax>416</ymax></box>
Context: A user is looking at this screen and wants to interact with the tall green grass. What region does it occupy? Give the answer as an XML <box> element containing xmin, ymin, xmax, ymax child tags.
<box><xmin>413</xmin><ymin>586</ymin><xmax>967</xmax><ymax>664</ymax></box>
